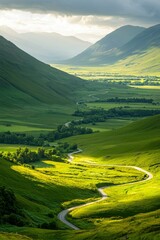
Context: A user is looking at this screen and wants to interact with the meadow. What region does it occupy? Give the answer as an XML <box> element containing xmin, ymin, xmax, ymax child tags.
<box><xmin>54</xmin><ymin>64</ymin><xmax>160</xmax><ymax>81</ymax></box>
<box><xmin>0</xmin><ymin>114</ymin><xmax>159</xmax><ymax>239</ymax></box>
<box><xmin>0</xmin><ymin>143</ymin><xmax>146</xmax><ymax>239</ymax></box>
<box><xmin>1</xmin><ymin>79</ymin><xmax>160</xmax><ymax>134</ymax></box>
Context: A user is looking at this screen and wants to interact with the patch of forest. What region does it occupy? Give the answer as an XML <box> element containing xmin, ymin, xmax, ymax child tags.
<box><xmin>73</xmin><ymin>107</ymin><xmax>160</xmax><ymax>124</ymax></box>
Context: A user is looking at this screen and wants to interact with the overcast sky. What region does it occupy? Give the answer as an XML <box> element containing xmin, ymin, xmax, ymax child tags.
<box><xmin>0</xmin><ymin>0</ymin><xmax>159</xmax><ymax>42</ymax></box>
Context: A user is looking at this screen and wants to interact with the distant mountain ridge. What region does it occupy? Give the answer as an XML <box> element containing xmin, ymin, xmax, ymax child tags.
<box><xmin>0</xmin><ymin>26</ymin><xmax>91</xmax><ymax>63</ymax></box>
<box><xmin>66</xmin><ymin>25</ymin><xmax>145</xmax><ymax>65</ymax></box>
<box><xmin>65</xmin><ymin>24</ymin><xmax>160</xmax><ymax>73</ymax></box>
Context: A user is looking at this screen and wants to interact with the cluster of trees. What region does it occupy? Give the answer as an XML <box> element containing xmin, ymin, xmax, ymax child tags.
<box><xmin>73</xmin><ymin>108</ymin><xmax>111</xmax><ymax>125</ymax></box>
<box><xmin>73</xmin><ymin>108</ymin><xmax>107</xmax><ymax>117</ymax></box>
<box><xmin>0</xmin><ymin>124</ymin><xmax>93</xmax><ymax>147</ymax></box>
<box><xmin>73</xmin><ymin>108</ymin><xmax>107</xmax><ymax>124</ymax></box>
<box><xmin>0</xmin><ymin>186</ymin><xmax>25</xmax><ymax>226</ymax></box>
<box><xmin>107</xmin><ymin>108</ymin><xmax>160</xmax><ymax>118</ymax></box>
<box><xmin>95</xmin><ymin>97</ymin><xmax>154</xmax><ymax>104</ymax></box>
<box><xmin>1</xmin><ymin>143</ymin><xmax>78</xmax><ymax>165</ymax></box>
<box><xmin>0</xmin><ymin>132</ymin><xmax>44</xmax><ymax>146</ymax></box>
<box><xmin>73</xmin><ymin>108</ymin><xmax>160</xmax><ymax>125</ymax></box>
<box><xmin>46</xmin><ymin>124</ymin><xmax>93</xmax><ymax>141</ymax></box>
<box><xmin>57</xmin><ymin>142</ymin><xmax>78</xmax><ymax>153</ymax></box>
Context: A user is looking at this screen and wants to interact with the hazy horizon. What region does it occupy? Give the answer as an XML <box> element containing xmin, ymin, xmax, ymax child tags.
<box><xmin>0</xmin><ymin>0</ymin><xmax>159</xmax><ymax>43</ymax></box>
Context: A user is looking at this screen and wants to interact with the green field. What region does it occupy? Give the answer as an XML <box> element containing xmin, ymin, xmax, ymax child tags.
<box><xmin>2</xmin><ymin>81</ymin><xmax>160</xmax><ymax>133</ymax></box>
<box><xmin>1</xmin><ymin>47</ymin><xmax>160</xmax><ymax>133</ymax></box>
<box><xmin>54</xmin><ymin>64</ymin><xmax>160</xmax><ymax>80</ymax></box>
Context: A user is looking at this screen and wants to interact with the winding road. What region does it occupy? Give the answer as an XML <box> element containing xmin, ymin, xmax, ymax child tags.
<box><xmin>57</xmin><ymin>150</ymin><xmax>153</xmax><ymax>230</ymax></box>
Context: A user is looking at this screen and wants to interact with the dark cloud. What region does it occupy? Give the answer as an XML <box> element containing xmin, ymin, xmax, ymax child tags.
<box><xmin>0</xmin><ymin>0</ymin><xmax>159</xmax><ymax>23</ymax></box>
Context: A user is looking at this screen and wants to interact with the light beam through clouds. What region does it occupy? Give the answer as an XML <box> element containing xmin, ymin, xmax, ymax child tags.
<box><xmin>0</xmin><ymin>0</ymin><xmax>159</xmax><ymax>42</ymax></box>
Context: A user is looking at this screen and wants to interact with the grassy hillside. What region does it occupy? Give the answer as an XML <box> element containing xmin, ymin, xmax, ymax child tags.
<box><xmin>0</xmin><ymin>115</ymin><xmax>159</xmax><ymax>239</ymax></box>
<box><xmin>0</xmin><ymin>143</ymin><xmax>144</xmax><ymax>239</ymax></box>
<box><xmin>103</xmin><ymin>47</ymin><xmax>160</xmax><ymax>75</ymax></box>
<box><xmin>120</xmin><ymin>24</ymin><xmax>160</xmax><ymax>55</ymax></box>
<box><xmin>0</xmin><ymin>36</ymin><xmax>84</xmax><ymax>106</ymax></box>
<box><xmin>0</xmin><ymin>36</ymin><xmax>86</xmax><ymax>129</ymax></box>
<box><xmin>105</xmin><ymin>24</ymin><xmax>160</xmax><ymax>74</ymax></box>
<box><xmin>59</xmin><ymin>114</ymin><xmax>160</xmax><ymax>239</ymax></box>
<box><xmin>65</xmin><ymin>114</ymin><xmax>160</xmax><ymax>161</ymax></box>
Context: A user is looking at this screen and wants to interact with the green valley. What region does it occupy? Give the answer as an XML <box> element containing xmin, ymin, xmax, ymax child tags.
<box><xmin>0</xmin><ymin>7</ymin><xmax>160</xmax><ymax>240</ymax></box>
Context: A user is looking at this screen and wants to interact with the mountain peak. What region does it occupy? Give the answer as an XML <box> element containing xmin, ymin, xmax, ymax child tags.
<box><xmin>65</xmin><ymin>25</ymin><xmax>145</xmax><ymax>65</ymax></box>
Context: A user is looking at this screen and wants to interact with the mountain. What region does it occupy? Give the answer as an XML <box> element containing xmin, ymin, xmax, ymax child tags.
<box><xmin>103</xmin><ymin>24</ymin><xmax>160</xmax><ymax>74</ymax></box>
<box><xmin>0</xmin><ymin>36</ymin><xmax>84</xmax><ymax>109</ymax></box>
<box><xmin>0</xmin><ymin>26</ymin><xmax>91</xmax><ymax>63</ymax></box>
<box><xmin>120</xmin><ymin>24</ymin><xmax>160</xmax><ymax>55</ymax></box>
<box><xmin>66</xmin><ymin>25</ymin><xmax>145</xmax><ymax>65</ymax></box>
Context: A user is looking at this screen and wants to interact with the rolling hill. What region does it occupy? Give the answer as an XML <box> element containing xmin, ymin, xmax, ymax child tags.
<box><xmin>0</xmin><ymin>114</ymin><xmax>159</xmax><ymax>240</ymax></box>
<box><xmin>0</xmin><ymin>36</ymin><xmax>84</xmax><ymax>105</ymax></box>
<box><xmin>66</xmin><ymin>25</ymin><xmax>145</xmax><ymax>65</ymax></box>
<box><xmin>0</xmin><ymin>26</ymin><xmax>91</xmax><ymax>63</ymax></box>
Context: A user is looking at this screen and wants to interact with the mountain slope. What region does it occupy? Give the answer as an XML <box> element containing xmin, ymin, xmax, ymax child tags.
<box><xmin>102</xmin><ymin>24</ymin><xmax>160</xmax><ymax>74</ymax></box>
<box><xmin>0</xmin><ymin>26</ymin><xmax>91</xmax><ymax>63</ymax></box>
<box><xmin>104</xmin><ymin>47</ymin><xmax>160</xmax><ymax>74</ymax></box>
<box><xmin>0</xmin><ymin>36</ymin><xmax>84</xmax><ymax>108</ymax></box>
<box><xmin>120</xmin><ymin>24</ymin><xmax>160</xmax><ymax>55</ymax></box>
<box><xmin>66</xmin><ymin>25</ymin><xmax>145</xmax><ymax>65</ymax></box>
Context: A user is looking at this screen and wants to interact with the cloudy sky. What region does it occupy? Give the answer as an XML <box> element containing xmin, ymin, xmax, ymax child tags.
<box><xmin>0</xmin><ymin>0</ymin><xmax>159</xmax><ymax>42</ymax></box>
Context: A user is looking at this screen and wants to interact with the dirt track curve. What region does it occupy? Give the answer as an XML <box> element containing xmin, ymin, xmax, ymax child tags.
<box><xmin>57</xmin><ymin>150</ymin><xmax>153</xmax><ymax>230</ymax></box>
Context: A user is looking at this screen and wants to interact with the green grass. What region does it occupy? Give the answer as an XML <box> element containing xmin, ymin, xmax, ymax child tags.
<box><xmin>108</xmin><ymin>47</ymin><xmax>160</xmax><ymax>76</ymax></box>
<box><xmin>56</xmin><ymin>115</ymin><xmax>160</xmax><ymax>238</ymax></box>
<box><xmin>0</xmin><ymin>124</ymin><xmax>51</xmax><ymax>133</ymax></box>
<box><xmin>54</xmin><ymin>63</ymin><xmax>160</xmax><ymax>80</ymax></box>
<box><xmin>0</xmin><ymin>141</ymin><xmax>144</xmax><ymax>230</ymax></box>
<box><xmin>2</xmin><ymin>82</ymin><xmax>160</xmax><ymax>131</ymax></box>
<box><xmin>1</xmin><ymin>41</ymin><xmax>160</xmax><ymax>131</ymax></box>
<box><xmin>0</xmin><ymin>36</ymin><xmax>84</xmax><ymax>106</ymax></box>
<box><xmin>0</xmin><ymin>104</ymin><xmax>79</xmax><ymax>131</ymax></box>
<box><xmin>0</xmin><ymin>36</ymin><xmax>86</xmax><ymax>131</ymax></box>
<box><xmin>0</xmin><ymin>115</ymin><xmax>160</xmax><ymax>239</ymax></box>
<box><xmin>0</xmin><ymin>232</ymin><xmax>32</xmax><ymax>240</ymax></box>
<box><xmin>1</xmin><ymin>26</ymin><xmax>160</xmax><ymax>240</ymax></box>
<box><xmin>87</xmin><ymin>102</ymin><xmax>160</xmax><ymax>110</ymax></box>
<box><xmin>81</xmin><ymin>118</ymin><xmax>133</xmax><ymax>132</ymax></box>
